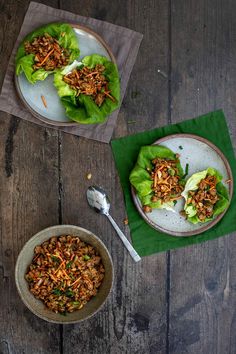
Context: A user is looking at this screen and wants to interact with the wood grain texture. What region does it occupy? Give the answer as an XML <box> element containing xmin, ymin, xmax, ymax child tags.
<box><xmin>59</xmin><ymin>1</ymin><xmax>169</xmax><ymax>353</ymax></box>
<box><xmin>0</xmin><ymin>0</ymin><xmax>61</xmax><ymax>353</ymax></box>
<box><xmin>169</xmin><ymin>1</ymin><xmax>236</xmax><ymax>353</ymax></box>
<box><xmin>0</xmin><ymin>116</ymin><xmax>61</xmax><ymax>353</ymax></box>
<box><xmin>1</xmin><ymin>0</ymin><xmax>236</xmax><ymax>353</ymax></box>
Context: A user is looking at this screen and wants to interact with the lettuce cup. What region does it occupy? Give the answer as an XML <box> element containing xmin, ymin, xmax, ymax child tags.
<box><xmin>129</xmin><ymin>145</ymin><xmax>185</xmax><ymax>213</ymax></box>
<box><xmin>54</xmin><ymin>54</ymin><xmax>120</xmax><ymax>124</ymax></box>
<box><xmin>181</xmin><ymin>167</ymin><xmax>229</xmax><ymax>224</ymax></box>
<box><xmin>16</xmin><ymin>23</ymin><xmax>80</xmax><ymax>84</ymax></box>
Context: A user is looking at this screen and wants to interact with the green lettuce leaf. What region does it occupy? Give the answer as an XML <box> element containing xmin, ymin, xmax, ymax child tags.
<box><xmin>129</xmin><ymin>145</ymin><xmax>185</xmax><ymax>211</ymax></box>
<box><xmin>15</xmin><ymin>23</ymin><xmax>80</xmax><ymax>84</ymax></box>
<box><xmin>182</xmin><ymin>167</ymin><xmax>230</xmax><ymax>224</ymax></box>
<box><xmin>54</xmin><ymin>54</ymin><xmax>120</xmax><ymax>124</ymax></box>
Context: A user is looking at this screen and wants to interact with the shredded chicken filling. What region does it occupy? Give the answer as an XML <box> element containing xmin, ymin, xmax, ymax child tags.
<box><xmin>63</xmin><ymin>64</ymin><xmax>115</xmax><ymax>106</ymax></box>
<box><xmin>186</xmin><ymin>175</ymin><xmax>219</xmax><ymax>221</ymax></box>
<box><xmin>25</xmin><ymin>235</ymin><xmax>105</xmax><ymax>314</ymax></box>
<box><xmin>143</xmin><ymin>156</ymin><xmax>184</xmax><ymax>213</ymax></box>
<box><xmin>24</xmin><ymin>33</ymin><xmax>70</xmax><ymax>71</ymax></box>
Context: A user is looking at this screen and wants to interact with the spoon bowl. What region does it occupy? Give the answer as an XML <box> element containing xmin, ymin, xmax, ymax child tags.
<box><xmin>86</xmin><ymin>186</ymin><xmax>141</xmax><ymax>262</ymax></box>
<box><xmin>87</xmin><ymin>186</ymin><xmax>110</xmax><ymax>215</ymax></box>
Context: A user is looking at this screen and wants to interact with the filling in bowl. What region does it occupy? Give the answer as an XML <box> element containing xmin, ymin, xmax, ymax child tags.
<box><xmin>25</xmin><ymin>235</ymin><xmax>105</xmax><ymax>314</ymax></box>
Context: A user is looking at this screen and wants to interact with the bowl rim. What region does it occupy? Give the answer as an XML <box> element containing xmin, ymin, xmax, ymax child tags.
<box><xmin>15</xmin><ymin>224</ymin><xmax>114</xmax><ymax>324</ymax></box>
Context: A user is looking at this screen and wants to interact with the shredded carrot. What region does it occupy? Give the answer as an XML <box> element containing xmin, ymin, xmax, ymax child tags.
<box><xmin>41</xmin><ymin>95</ymin><xmax>47</xmax><ymax>108</ymax></box>
<box><xmin>154</xmin><ymin>172</ymin><xmax>158</xmax><ymax>188</ymax></box>
<box><xmin>169</xmin><ymin>195</ymin><xmax>183</xmax><ymax>201</ymax></box>
<box><xmin>38</xmin><ymin>48</ymin><xmax>54</xmax><ymax>67</ymax></box>
<box><xmin>51</xmin><ymin>253</ymin><xmax>64</xmax><ymax>262</ymax></box>
<box><xmin>86</xmin><ymin>71</ymin><xmax>99</xmax><ymax>77</ymax></box>
<box><xmin>104</xmin><ymin>91</ymin><xmax>116</xmax><ymax>102</ymax></box>
<box><xmin>49</xmin><ymin>274</ymin><xmax>57</xmax><ymax>282</ymax></box>
<box><xmin>71</xmin><ymin>277</ymin><xmax>81</xmax><ymax>287</ymax></box>
<box><xmin>75</xmin><ymin>71</ymin><xmax>80</xmax><ymax>80</ymax></box>
<box><xmin>54</xmin><ymin>260</ymin><xmax>65</xmax><ymax>274</ymax></box>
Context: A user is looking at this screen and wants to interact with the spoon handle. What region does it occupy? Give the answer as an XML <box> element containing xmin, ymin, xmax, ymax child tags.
<box><xmin>106</xmin><ymin>214</ymin><xmax>141</xmax><ymax>262</ymax></box>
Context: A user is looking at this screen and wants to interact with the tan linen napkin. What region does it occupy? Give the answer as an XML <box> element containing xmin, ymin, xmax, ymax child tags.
<box><xmin>0</xmin><ymin>2</ymin><xmax>143</xmax><ymax>143</ymax></box>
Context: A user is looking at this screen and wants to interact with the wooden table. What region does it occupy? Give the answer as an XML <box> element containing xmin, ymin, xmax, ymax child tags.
<box><xmin>1</xmin><ymin>1</ymin><xmax>236</xmax><ymax>353</ymax></box>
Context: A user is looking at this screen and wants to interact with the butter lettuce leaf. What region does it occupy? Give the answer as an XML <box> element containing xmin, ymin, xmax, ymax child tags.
<box><xmin>54</xmin><ymin>54</ymin><xmax>120</xmax><ymax>124</ymax></box>
<box><xmin>15</xmin><ymin>23</ymin><xmax>80</xmax><ymax>84</ymax></box>
<box><xmin>129</xmin><ymin>145</ymin><xmax>185</xmax><ymax>211</ymax></box>
<box><xmin>182</xmin><ymin>167</ymin><xmax>230</xmax><ymax>224</ymax></box>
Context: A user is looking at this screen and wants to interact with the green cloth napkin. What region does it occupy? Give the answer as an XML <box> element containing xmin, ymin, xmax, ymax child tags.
<box><xmin>111</xmin><ymin>110</ymin><xmax>236</xmax><ymax>256</ymax></box>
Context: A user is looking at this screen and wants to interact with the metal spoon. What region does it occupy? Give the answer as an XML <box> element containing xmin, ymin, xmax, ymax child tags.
<box><xmin>86</xmin><ymin>186</ymin><xmax>141</xmax><ymax>262</ymax></box>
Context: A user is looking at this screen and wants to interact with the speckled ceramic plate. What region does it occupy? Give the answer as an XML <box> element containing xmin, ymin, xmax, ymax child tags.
<box><xmin>131</xmin><ymin>134</ymin><xmax>233</xmax><ymax>237</ymax></box>
<box><xmin>15</xmin><ymin>24</ymin><xmax>116</xmax><ymax>126</ymax></box>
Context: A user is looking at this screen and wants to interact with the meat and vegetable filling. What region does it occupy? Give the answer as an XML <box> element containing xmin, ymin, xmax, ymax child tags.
<box><xmin>63</xmin><ymin>64</ymin><xmax>115</xmax><ymax>107</ymax></box>
<box><xmin>143</xmin><ymin>156</ymin><xmax>184</xmax><ymax>213</ymax></box>
<box><xmin>25</xmin><ymin>235</ymin><xmax>105</xmax><ymax>314</ymax></box>
<box><xmin>24</xmin><ymin>33</ymin><xmax>70</xmax><ymax>71</ymax></box>
<box><xmin>185</xmin><ymin>175</ymin><xmax>219</xmax><ymax>221</ymax></box>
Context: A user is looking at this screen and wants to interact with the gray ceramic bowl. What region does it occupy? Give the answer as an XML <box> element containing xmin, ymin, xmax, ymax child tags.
<box><xmin>15</xmin><ymin>225</ymin><xmax>113</xmax><ymax>324</ymax></box>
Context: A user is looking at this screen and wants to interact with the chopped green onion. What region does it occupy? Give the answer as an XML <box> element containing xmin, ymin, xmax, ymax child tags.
<box><xmin>66</xmin><ymin>261</ymin><xmax>73</xmax><ymax>269</ymax></box>
<box><xmin>168</xmin><ymin>168</ymin><xmax>175</xmax><ymax>176</ymax></box>
<box><xmin>52</xmin><ymin>288</ymin><xmax>63</xmax><ymax>296</ymax></box>
<box><xmin>65</xmin><ymin>289</ymin><xmax>74</xmax><ymax>297</ymax></box>
<box><xmin>84</xmin><ymin>255</ymin><xmax>90</xmax><ymax>261</ymax></box>
<box><xmin>182</xmin><ymin>163</ymin><xmax>189</xmax><ymax>179</ymax></box>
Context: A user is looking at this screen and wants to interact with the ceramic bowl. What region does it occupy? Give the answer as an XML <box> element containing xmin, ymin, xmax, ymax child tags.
<box><xmin>15</xmin><ymin>225</ymin><xmax>113</xmax><ymax>324</ymax></box>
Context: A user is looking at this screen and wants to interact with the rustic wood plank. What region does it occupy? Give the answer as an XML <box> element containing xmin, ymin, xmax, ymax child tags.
<box><xmin>169</xmin><ymin>1</ymin><xmax>236</xmax><ymax>353</ymax></box>
<box><xmin>59</xmin><ymin>1</ymin><xmax>170</xmax><ymax>353</ymax></box>
<box><xmin>0</xmin><ymin>116</ymin><xmax>61</xmax><ymax>354</ymax></box>
<box><xmin>0</xmin><ymin>0</ymin><xmax>61</xmax><ymax>353</ymax></box>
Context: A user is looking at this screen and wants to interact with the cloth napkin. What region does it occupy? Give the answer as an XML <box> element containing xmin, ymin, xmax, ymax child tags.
<box><xmin>111</xmin><ymin>110</ymin><xmax>236</xmax><ymax>257</ymax></box>
<box><xmin>0</xmin><ymin>2</ymin><xmax>143</xmax><ymax>143</ymax></box>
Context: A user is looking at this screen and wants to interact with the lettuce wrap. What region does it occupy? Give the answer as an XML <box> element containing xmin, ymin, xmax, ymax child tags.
<box><xmin>129</xmin><ymin>145</ymin><xmax>185</xmax><ymax>211</ymax></box>
<box><xmin>15</xmin><ymin>23</ymin><xmax>80</xmax><ymax>84</ymax></box>
<box><xmin>182</xmin><ymin>167</ymin><xmax>229</xmax><ymax>224</ymax></box>
<box><xmin>54</xmin><ymin>54</ymin><xmax>120</xmax><ymax>124</ymax></box>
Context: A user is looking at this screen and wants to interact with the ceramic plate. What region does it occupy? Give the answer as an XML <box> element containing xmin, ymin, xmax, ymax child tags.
<box><xmin>131</xmin><ymin>134</ymin><xmax>233</xmax><ymax>236</ymax></box>
<box><xmin>15</xmin><ymin>24</ymin><xmax>116</xmax><ymax>126</ymax></box>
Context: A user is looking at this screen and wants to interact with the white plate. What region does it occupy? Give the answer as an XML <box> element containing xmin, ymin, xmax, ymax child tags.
<box><xmin>131</xmin><ymin>134</ymin><xmax>233</xmax><ymax>236</ymax></box>
<box><xmin>15</xmin><ymin>24</ymin><xmax>115</xmax><ymax>126</ymax></box>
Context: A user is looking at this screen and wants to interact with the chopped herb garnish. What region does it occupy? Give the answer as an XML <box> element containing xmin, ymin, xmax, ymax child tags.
<box><xmin>72</xmin><ymin>301</ymin><xmax>80</xmax><ymax>306</ymax></box>
<box><xmin>66</xmin><ymin>261</ymin><xmax>73</xmax><ymax>269</ymax></box>
<box><xmin>168</xmin><ymin>168</ymin><xmax>175</xmax><ymax>176</ymax></box>
<box><xmin>51</xmin><ymin>255</ymin><xmax>60</xmax><ymax>263</ymax></box>
<box><xmin>52</xmin><ymin>288</ymin><xmax>63</xmax><ymax>296</ymax></box>
<box><xmin>65</xmin><ymin>289</ymin><xmax>74</xmax><ymax>297</ymax></box>
<box><xmin>84</xmin><ymin>255</ymin><xmax>91</xmax><ymax>261</ymax></box>
<box><xmin>178</xmin><ymin>145</ymin><xmax>183</xmax><ymax>150</ymax></box>
<box><xmin>182</xmin><ymin>163</ymin><xmax>189</xmax><ymax>179</ymax></box>
<box><xmin>173</xmin><ymin>200</ymin><xmax>177</xmax><ymax>206</ymax></box>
